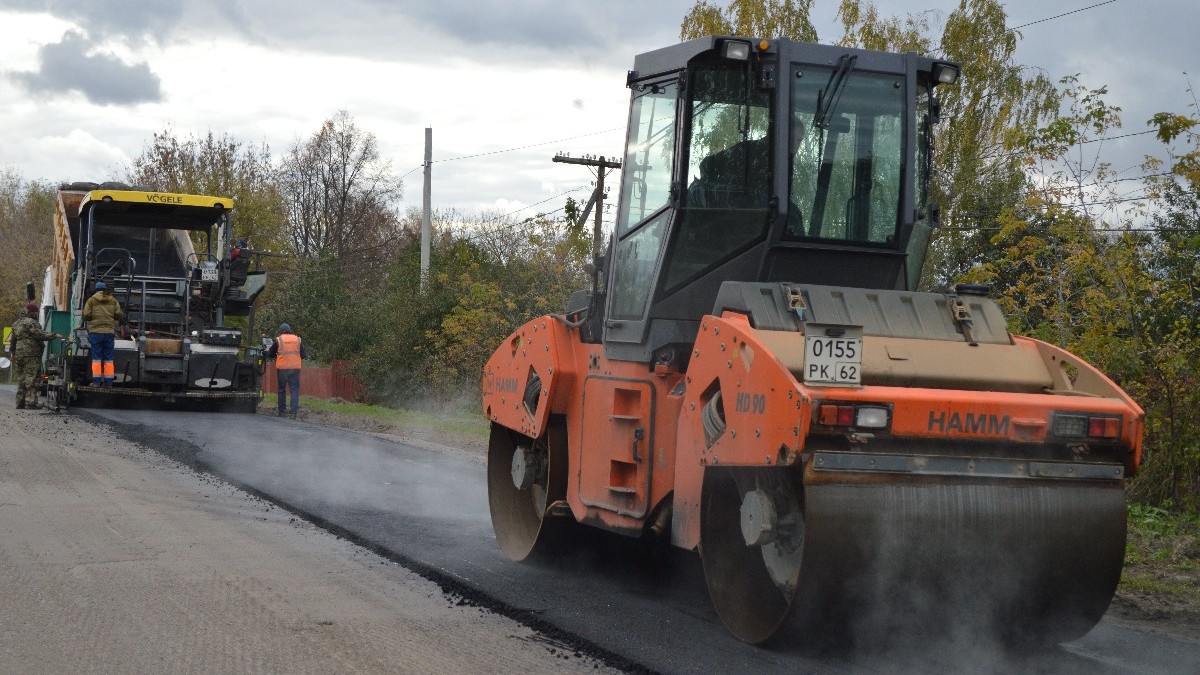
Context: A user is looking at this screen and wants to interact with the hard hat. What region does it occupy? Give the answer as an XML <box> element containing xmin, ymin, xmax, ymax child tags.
<box><xmin>279</xmin><ymin>323</ymin><xmax>291</xmax><ymax>333</ymax></box>
<box><xmin>95</xmin><ymin>281</ymin><xmax>107</xmax><ymax>290</ymax></box>
<box><xmin>25</xmin><ymin>303</ymin><xmax>38</xmax><ymax>313</ymax></box>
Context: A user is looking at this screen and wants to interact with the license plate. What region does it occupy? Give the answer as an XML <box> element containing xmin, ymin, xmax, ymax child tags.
<box><xmin>803</xmin><ymin>327</ymin><xmax>862</xmax><ymax>386</ymax></box>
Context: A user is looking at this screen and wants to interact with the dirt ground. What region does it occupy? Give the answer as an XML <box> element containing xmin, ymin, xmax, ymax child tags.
<box><xmin>266</xmin><ymin>402</ymin><xmax>1200</xmax><ymax>646</ymax></box>
<box><xmin>0</xmin><ymin>400</ymin><xmax>618</xmax><ymax>673</ymax></box>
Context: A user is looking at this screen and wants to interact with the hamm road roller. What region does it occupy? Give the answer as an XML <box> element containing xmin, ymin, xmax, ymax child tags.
<box><xmin>481</xmin><ymin>36</ymin><xmax>1143</xmax><ymax>645</ymax></box>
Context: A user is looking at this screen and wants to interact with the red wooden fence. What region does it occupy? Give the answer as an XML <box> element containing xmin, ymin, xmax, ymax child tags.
<box><xmin>261</xmin><ymin>359</ymin><xmax>364</xmax><ymax>401</ymax></box>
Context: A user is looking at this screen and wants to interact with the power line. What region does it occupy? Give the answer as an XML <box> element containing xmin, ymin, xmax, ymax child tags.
<box><xmin>431</xmin><ymin>127</ymin><xmax>624</xmax><ymax>165</ymax></box>
<box><xmin>463</xmin><ymin>184</ymin><xmax>593</xmax><ymax>242</ymax></box>
<box><xmin>1010</xmin><ymin>0</ymin><xmax>1119</xmax><ymax>31</ymax></box>
<box><xmin>941</xmin><ymin>222</ymin><xmax>1199</xmax><ymax>233</ymax></box>
<box><xmin>931</xmin><ymin>0</ymin><xmax>1120</xmax><ymax>57</ymax></box>
<box><xmin>1080</xmin><ymin>129</ymin><xmax>1154</xmax><ymax>144</ymax></box>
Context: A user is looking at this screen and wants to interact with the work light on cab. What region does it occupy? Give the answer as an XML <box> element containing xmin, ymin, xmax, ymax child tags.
<box><xmin>722</xmin><ymin>40</ymin><xmax>751</xmax><ymax>60</ymax></box>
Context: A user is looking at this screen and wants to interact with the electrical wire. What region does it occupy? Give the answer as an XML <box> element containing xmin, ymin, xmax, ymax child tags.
<box><xmin>430</xmin><ymin>127</ymin><xmax>624</xmax><ymax>165</ymax></box>
<box><xmin>462</xmin><ymin>184</ymin><xmax>593</xmax><ymax>242</ymax></box>
<box><xmin>1010</xmin><ymin>0</ymin><xmax>1119</xmax><ymax>31</ymax></box>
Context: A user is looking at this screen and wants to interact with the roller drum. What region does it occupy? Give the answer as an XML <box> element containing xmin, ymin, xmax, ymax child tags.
<box><xmin>792</xmin><ymin>479</ymin><xmax>1126</xmax><ymax>647</ymax></box>
<box><xmin>701</xmin><ymin>466</ymin><xmax>1127</xmax><ymax>647</ymax></box>
<box><xmin>487</xmin><ymin>421</ymin><xmax>571</xmax><ymax>561</ymax></box>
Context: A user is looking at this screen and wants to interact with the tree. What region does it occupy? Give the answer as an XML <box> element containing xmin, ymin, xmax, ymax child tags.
<box><xmin>1022</xmin><ymin>75</ymin><xmax>1125</xmax><ymax>220</ymax></box>
<box><xmin>1125</xmin><ymin>107</ymin><xmax>1200</xmax><ymax>507</ymax></box>
<box><xmin>279</xmin><ymin>111</ymin><xmax>404</xmax><ymax>262</ymax></box>
<box><xmin>835</xmin><ymin>0</ymin><xmax>933</xmax><ymax>52</ymax></box>
<box><xmin>836</xmin><ymin>0</ymin><xmax>1059</xmax><ymax>288</ymax></box>
<box><xmin>349</xmin><ymin>206</ymin><xmax>590</xmax><ymax>408</ymax></box>
<box><xmin>0</xmin><ymin>171</ymin><xmax>57</xmax><ymax>328</ymax></box>
<box><xmin>422</xmin><ymin>211</ymin><xmax>589</xmax><ymax>404</ymax></box>
<box><xmin>127</xmin><ymin>128</ymin><xmax>288</xmax><ymax>254</ymax></box>
<box><xmin>680</xmin><ymin>0</ymin><xmax>816</xmax><ymax>42</ymax></box>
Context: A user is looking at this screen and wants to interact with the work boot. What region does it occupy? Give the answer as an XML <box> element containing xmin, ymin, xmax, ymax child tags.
<box><xmin>278</xmin><ymin>410</ymin><xmax>285</xmax><ymax>417</ymax></box>
<box><xmin>289</xmin><ymin>411</ymin><xmax>297</xmax><ymax>419</ymax></box>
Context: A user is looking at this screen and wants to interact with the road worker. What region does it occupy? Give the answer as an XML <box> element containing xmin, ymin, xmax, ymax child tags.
<box><xmin>82</xmin><ymin>281</ymin><xmax>124</xmax><ymax>387</ymax></box>
<box><xmin>265</xmin><ymin>323</ymin><xmax>307</xmax><ymax>418</ymax></box>
<box><xmin>9</xmin><ymin>303</ymin><xmax>60</xmax><ymax>409</ymax></box>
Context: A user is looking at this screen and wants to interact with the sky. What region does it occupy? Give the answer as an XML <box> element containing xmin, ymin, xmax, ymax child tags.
<box><xmin>0</xmin><ymin>0</ymin><xmax>1197</xmax><ymax>230</ymax></box>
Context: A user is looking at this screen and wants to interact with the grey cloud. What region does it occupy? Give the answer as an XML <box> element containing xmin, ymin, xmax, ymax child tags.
<box><xmin>0</xmin><ymin>0</ymin><xmax>696</xmax><ymax>71</ymax></box>
<box><xmin>394</xmin><ymin>1</ymin><xmax>598</xmax><ymax>50</ymax></box>
<box><xmin>0</xmin><ymin>0</ymin><xmax>185</xmax><ymax>45</ymax></box>
<box><xmin>12</xmin><ymin>31</ymin><xmax>163</xmax><ymax>105</ymax></box>
<box><xmin>247</xmin><ymin>0</ymin><xmax>694</xmax><ymax>68</ymax></box>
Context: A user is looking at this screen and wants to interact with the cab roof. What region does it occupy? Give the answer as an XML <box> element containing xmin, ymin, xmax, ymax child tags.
<box><xmin>79</xmin><ymin>189</ymin><xmax>234</xmax><ymax>231</ymax></box>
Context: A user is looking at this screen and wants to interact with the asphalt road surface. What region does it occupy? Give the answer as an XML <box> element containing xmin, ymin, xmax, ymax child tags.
<box><xmin>12</xmin><ymin>393</ymin><xmax>1200</xmax><ymax>674</ymax></box>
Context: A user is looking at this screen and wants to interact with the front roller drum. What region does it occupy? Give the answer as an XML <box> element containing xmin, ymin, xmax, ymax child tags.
<box><xmin>487</xmin><ymin>421</ymin><xmax>571</xmax><ymax>561</ymax></box>
<box><xmin>700</xmin><ymin>467</ymin><xmax>805</xmax><ymax>644</ymax></box>
<box><xmin>700</xmin><ymin>467</ymin><xmax>1128</xmax><ymax>647</ymax></box>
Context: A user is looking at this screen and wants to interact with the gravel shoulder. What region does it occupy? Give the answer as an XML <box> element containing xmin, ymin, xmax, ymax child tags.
<box><xmin>0</xmin><ymin>396</ymin><xmax>616</xmax><ymax>673</ymax></box>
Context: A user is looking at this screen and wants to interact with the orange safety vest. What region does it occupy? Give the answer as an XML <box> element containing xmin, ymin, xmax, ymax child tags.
<box><xmin>276</xmin><ymin>333</ymin><xmax>302</xmax><ymax>370</ymax></box>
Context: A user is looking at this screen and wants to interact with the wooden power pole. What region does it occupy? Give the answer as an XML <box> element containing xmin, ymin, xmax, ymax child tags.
<box><xmin>552</xmin><ymin>154</ymin><xmax>622</xmax><ymax>289</ymax></box>
<box><xmin>421</xmin><ymin>127</ymin><xmax>432</xmax><ymax>291</ymax></box>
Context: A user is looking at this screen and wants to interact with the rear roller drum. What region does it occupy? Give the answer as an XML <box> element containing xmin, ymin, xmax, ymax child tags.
<box><xmin>487</xmin><ymin>420</ymin><xmax>570</xmax><ymax>561</ymax></box>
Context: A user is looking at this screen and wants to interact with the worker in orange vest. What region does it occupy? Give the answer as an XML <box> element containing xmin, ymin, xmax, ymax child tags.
<box><xmin>265</xmin><ymin>323</ymin><xmax>307</xmax><ymax>418</ymax></box>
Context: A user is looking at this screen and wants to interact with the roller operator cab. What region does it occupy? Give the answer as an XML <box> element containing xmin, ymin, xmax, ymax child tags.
<box><xmin>482</xmin><ymin>37</ymin><xmax>1144</xmax><ymax>647</ymax></box>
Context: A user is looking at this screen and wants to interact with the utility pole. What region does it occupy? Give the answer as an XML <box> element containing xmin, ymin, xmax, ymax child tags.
<box><xmin>552</xmin><ymin>154</ymin><xmax>622</xmax><ymax>290</ymax></box>
<box><xmin>421</xmin><ymin>127</ymin><xmax>432</xmax><ymax>291</ymax></box>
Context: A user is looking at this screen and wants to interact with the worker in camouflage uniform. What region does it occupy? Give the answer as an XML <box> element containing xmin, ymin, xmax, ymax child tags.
<box><xmin>8</xmin><ymin>303</ymin><xmax>60</xmax><ymax>409</ymax></box>
<box><xmin>82</xmin><ymin>281</ymin><xmax>123</xmax><ymax>387</ymax></box>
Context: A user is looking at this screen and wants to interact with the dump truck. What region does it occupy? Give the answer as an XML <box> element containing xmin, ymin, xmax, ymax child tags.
<box><xmin>41</xmin><ymin>182</ymin><xmax>267</xmax><ymax>411</ymax></box>
<box><xmin>481</xmin><ymin>37</ymin><xmax>1143</xmax><ymax>646</ymax></box>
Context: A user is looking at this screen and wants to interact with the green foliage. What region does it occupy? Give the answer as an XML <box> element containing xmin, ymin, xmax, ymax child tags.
<box><xmin>930</xmin><ymin>1</ymin><xmax>1059</xmax><ymax>287</ymax></box>
<box><xmin>1147</xmin><ymin>108</ymin><xmax>1200</xmax><ymax>191</ymax></box>
<box><xmin>257</xmin><ymin>255</ymin><xmax>377</xmax><ymax>364</ymax></box>
<box><xmin>127</xmin><ymin>128</ymin><xmax>288</xmax><ymax>254</ymax></box>
<box><xmin>824</xmin><ymin>1</ymin><xmax>1061</xmax><ymax>288</ymax></box>
<box><xmin>680</xmin><ymin>0</ymin><xmax>816</xmax><ymax>42</ymax></box>
<box><xmin>351</xmin><ymin>210</ymin><xmax>590</xmax><ymax>408</ymax></box>
<box><xmin>1124</xmin><ymin>503</ymin><xmax>1200</xmax><ymax>596</ymax></box>
<box><xmin>835</xmin><ymin>0</ymin><xmax>933</xmax><ymax>52</ymax></box>
<box><xmin>0</xmin><ymin>171</ymin><xmax>56</xmax><ymax>326</ymax></box>
<box><xmin>966</xmin><ymin>98</ymin><xmax>1200</xmax><ymax>509</ymax></box>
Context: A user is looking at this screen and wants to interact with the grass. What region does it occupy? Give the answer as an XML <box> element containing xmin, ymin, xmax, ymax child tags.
<box><xmin>1120</xmin><ymin>502</ymin><xmax>1200</xmax><ymax>610</ymax></box>
<box><xmin>1120</xmin><ymin>572</ymin><xmax>1195</xmax><ymax>596</ymax></box>
<box><xmin>260</xmin><ymin>393</ymin><xmax>489</xmax><ymax>439</ymax></box>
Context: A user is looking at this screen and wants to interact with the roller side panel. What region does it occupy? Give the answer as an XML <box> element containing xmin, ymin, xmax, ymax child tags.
<box><xmin>482</xmin><ymin>316</ymin><xmax>576</xmax><ymax>439</ymax></box>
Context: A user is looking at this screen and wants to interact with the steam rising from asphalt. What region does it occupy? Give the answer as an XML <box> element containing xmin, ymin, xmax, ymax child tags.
<box><xmin>99</xmin><ymin>408</ymin><xmax>492</xmax><ymax>530</ymax></box>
